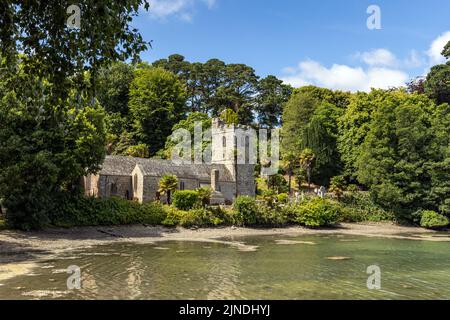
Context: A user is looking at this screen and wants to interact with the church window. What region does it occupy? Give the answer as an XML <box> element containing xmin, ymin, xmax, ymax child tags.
<box><xmin>222</xmin><ymin>136</ymin><xmax>227</xmax><ymax>159</ymax></box>
<box><xmin>110</xmin><ymin>183</ymin><xmax>118</xmax><ymax>196</ymax></box>
<box><xmin>134</xmin><ymin>174</ymin><xmax>138</xmax><ymax>193</ymax></box>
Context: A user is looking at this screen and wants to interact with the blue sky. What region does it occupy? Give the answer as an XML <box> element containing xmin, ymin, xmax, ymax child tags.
<box><xmin>133</xmin><ymin>0</ymin><xmax>450</xmax><ymax>91</ymax></box>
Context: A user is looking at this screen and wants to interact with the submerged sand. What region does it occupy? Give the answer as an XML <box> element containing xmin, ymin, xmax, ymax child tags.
<box><xmin>0</xmin><ymin>222</ymin><xmax>449</xmax><ymax>281</ymax></box>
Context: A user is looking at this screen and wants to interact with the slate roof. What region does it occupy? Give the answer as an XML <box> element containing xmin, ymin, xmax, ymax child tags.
<box><xmin>99</xmin><ymin>156</ymin><xmax>234</xmax><ymax>182</ymax></box>
<box><xmin>99</xmin><ymin>156</ymin><xmax>147</xmax><ymax>176</ymax></box>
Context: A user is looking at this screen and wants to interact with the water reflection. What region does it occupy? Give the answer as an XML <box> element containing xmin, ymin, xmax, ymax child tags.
<box><xmin>0</xmin><ymin>235</ymin><xmax>449</xmax><ymax>300</ymax></box>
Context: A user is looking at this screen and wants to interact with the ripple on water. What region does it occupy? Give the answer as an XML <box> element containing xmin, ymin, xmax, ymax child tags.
<box><xmin>0</xmin><ymin>235</ymin><xmax>449</xmax><ymax>300</ymax></box>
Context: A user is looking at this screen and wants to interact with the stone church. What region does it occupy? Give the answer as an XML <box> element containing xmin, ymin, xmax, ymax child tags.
<box><xmin>82</xmin><ymin>118</ymin><xmax>256</xmax><ymax>204</ymax></box>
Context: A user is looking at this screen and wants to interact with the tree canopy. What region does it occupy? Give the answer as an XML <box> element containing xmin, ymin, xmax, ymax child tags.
<box><xmin>0</xmin><ymin>2</ymin><xmax>149</xmax><ymax>229</ymax></box>
<box><xmin>129</xmin><ymin>67</ymin><xmax>187</xmax><ymax>155</ymax></box>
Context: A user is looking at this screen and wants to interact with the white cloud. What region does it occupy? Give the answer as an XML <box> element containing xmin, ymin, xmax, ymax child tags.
<box><xmin>427</xmin><ymin>30</ymin><xmax>450</xmax><ymax>66</ymax></box>
<box><xmin>281</xmin><ymin>60</ymin><xmax>408</xmax><ymax>92</ymax></box>
<box><xmin>404</xmin><ymin>50</ymin><xmax>425</xmax><ymax>69</ymax></box>
<box><xmin>148</xmin><ymin>0</ymin><xmax>216</xmax><ymax>20</ymax></box>
<box><xmin>354</xmin><ymin>49</ymin><xmax>398</xmax><ymax>67</ymax></box>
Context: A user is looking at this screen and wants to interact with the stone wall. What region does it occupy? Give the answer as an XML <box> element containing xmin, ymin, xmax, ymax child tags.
<box><xmin>236</xmin><ymin>164</ymin><xmax>256</xmax><ymax>198</ymax></box>
<box><xmin>83</xmin><ymin>175</ymin><xmax>99</xmax><ymax>197</ymax></box>
<box><xmin>132</xmin><ymin>166</ymin><xmax>145</xmax><ymax>203</ymax></box>
<box><xmin>98</xmin><ymin>175</ymin><xmax>132</xmax><ymax>200</ymax></box>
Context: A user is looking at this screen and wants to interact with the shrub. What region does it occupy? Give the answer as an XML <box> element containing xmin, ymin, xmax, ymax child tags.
<box><xmin>277</xmin><ymin>193</ymin><xmax>289</xmax><ymax>204</ymax></box>
<box><xmin>51</xmin><ymin>195</ymin><xmax>167</xmax><ymax>227</ymax></box>
<box><xmin>233</xmin><ymin>196</ymin><xmax>258</xmax><ymax>226</ymax></box>
<box><xmin>267</xmin><ymin>174</ymin><xmax>289</xmax><ymax>194</ymax></box>
<box><xmin>255</xmin><ymin>204</ymin><xmax>288</xmax><ymax>227</ymax></box>
<box><xmin>139</xmin><ymin>202</ymin><xmax>168</xmax><ymax>225</ymax></box>
<box><xmin>0</xmin><ymin>218</ymin><xmax>7</xmax><ymax>230</ymax></box>
<box><xmin>420</xmin><ymin>211</ymin><xmax>449</xmax><ymax>229</ymax></box>
<box><xmin>339</xmin><ymin>192</ymin><xmax>395</xmax><ymax>222</ymax></box>
<box><xmin>172</xmin><ymin>190</ymin><xmax>200</xmax><ymax>211</ymax></box>
<box><xmin>162</xmin><ymin>207</ymin><xmax>233</xmax><ymax>227</ymax></box>
<box><xmin>288</xmin><ymin>198</ymin><xmax>340</xmax><ymax>227</ymax></box>
<box><xmin>197</xmin><ymin>187</ymin><xmax>212</xmax><ymax>206</ymax></box>
<box><xmin>347</xmin><ymin>184</ymin><xmax>360</xmax><ymax>192</ymax></box>
<box><xmin>178</xmin><ymin>210</ymin><xmax>204</xmax><ymax>228</ymax></box>
<box><xmin>161</xmin><ymin>206</ymin><xmax>184</xmax><ymax>227</ymax></box>
<box><xmin>260</xmin><ymin>189</ymin><xmax>278</xmax><ymax>207</ymax></box>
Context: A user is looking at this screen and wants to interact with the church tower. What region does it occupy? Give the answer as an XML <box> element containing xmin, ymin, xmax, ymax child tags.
<box><xmin>211</xmin><ymin>118</ymin><xmax>256</xmax><ymax>199</ymax></box>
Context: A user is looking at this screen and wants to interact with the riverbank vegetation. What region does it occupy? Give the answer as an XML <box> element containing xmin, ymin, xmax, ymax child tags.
<box><xmin>0</xmin><ymin>3</ymin><xmax>449</xmax><ymax>231</ymax></box>
<box><xmin>45</xmin><ymin>190</ymin><xmax>397</xmax><ymax>230</ymax></box>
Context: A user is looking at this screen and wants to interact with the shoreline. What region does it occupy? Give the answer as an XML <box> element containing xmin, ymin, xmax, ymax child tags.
<box><xmin>1</xmin><ymin>222</ymin><xmax>449</xmax><ymax>256</ymax></box>
<box><xmin>0</xmin><ymin>222</ymin><xmax>449</xmax><ymax>283</ymax></box>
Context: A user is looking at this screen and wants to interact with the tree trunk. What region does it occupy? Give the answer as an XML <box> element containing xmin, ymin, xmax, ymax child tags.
<box><xmin>288</xmin><ymin>172</ymin><xmax>292</xmax><ymax>195</ymax></box>
<box><xmin>167</xmin><ymin>191</ymin><xmax>171</xmax><ymax>205</ymax></box>
<box><xmin>307</xmin><ymin>168</ymin><xmax>311</xmax><ymax>191</ymax></box>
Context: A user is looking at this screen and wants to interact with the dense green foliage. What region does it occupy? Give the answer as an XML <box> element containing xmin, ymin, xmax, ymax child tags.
<box><xmin>158</xmin><ymin>112</ymin><xmax>212</xmax><ymax>160</ymax></box>
<box><xmin>0</xmin><ymin>1</ymin><xmax>150</xmax><ymax>96</ymax></box>
<box><xmin>172</xmin><ymin>190</ymin><xmax>201</xmax><ymax>211</ymax></box>
<box><xmin>420</xmin><ymin>210</ymin><xmax>450</xmax><ymax>229</ymax></box>
<box><xmin>424</xmin><ymin>42</ymin><xmax>450</xmax><ymax>105</ymax></box>
<box><xmin>0</xmin><ymin>64</ymin><xmax>107</xmax><ymax>230</ymax></box>
<box><xmin>354</xmin><ymin>91</ymin><xmax>449</xmax><ymax>215</ymax></box>
<box><xmin>162</xmin><ymin>206</ymin><xmax>233</xmax><ymax>228</ymax></box>
<box><xmin>52</xmin><ymin>196</ymin><xmax>167</xmax><ymax>227</ymax></box>
<box><xmin>154</xmin><ymin>54</ymin><xmax>291</xmax><ymax>126</ymax></box>
<box><xmin>282</xmin><ymin>87</ymin><xmax>349</xmax><ymax>184</ymax></box>
<box><xmin>282</xmin><ymin>82</ymin><xmax>450</xmax><ymax>224</ymax></box>
<box><xmin>158</xmin><ymin>174</ymin><xmax>179</xmax><ymax>205</ymax></box>
<box><xmin>425</xmin><ymin>62</ymin><xmax>450</xmax><ymax>105</ymax></box>
<box><xmin>0</xmin><ymin>2</ymin><xmax>149</xmax><ymax>230</ymax></box>
<box><xmin>129</xmin><ymin>67</ymin><xmax>187</xmax><ymax>155</ymax></box>
<box><xmin>338</xmin><ymin>192</ymin><xmax>395</xmax><ymax>223</ymax></box>
<box><xmin>233</xmin><ymin>196</ymin><xmax>259</xmax><ymax>226</ymax></box>
<box><xmin>285</xmin><ymin>198</ymin><xmax>340</xmax><ymax>227</ymax></box>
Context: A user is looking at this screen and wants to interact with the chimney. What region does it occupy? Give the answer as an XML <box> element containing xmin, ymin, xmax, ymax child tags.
<box><xmin>211</xmin><ymin>169</ymin><xmax>220</xmax><ymax>192</ymax></box>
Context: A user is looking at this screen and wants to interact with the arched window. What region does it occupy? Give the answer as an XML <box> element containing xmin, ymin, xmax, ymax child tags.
<box><xmin>134</xmin><ymin>174</ymin><xmax>138</xmax><ymax>193</ymax></box>
<box><xmin>110</xmin><ymin>183</ymin><xmax>118</xmax><ymax>196</ymax></box>
<box><xmin>222</xmin><ymin>136</ymin><xmax>227</xmax><ymax>159</ymax></box>
<box><xmin>245</xmin><ymin>136</ymin><xmax>250</xmax><ymax>164</ymax></box>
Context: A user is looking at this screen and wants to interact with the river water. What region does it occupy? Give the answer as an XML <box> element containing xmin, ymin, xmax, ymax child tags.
<box><xmin>0</xmin><ymin>234</ymin><xmax>449</xmax><ymax>299</ymax></box>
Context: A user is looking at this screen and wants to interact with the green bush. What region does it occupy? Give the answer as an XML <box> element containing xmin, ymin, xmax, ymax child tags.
<box><xmin>0</xmin><ymin>218</ymin><xmax>7</xmax><ymax>230</ymax></box>
<box><xmin>172</xmin><ymin>190</ymin><xmax>200</xmax><ymax>211</ymax></box>
<box><xmin>259</xmin><ymin>189</ymin><xmax>278</xmax><ymax>207</ymax></box>
<box><xmin>233</xmin><ymin>196</ymin><xmax>258</xmax><ymax>226</ymax></box>
<box><xmin>277</xmin><ymin>193</ymin><xmax>289</xmax><ymax>204</ymax></box>
<box><xmin>420</xmin><ymin>211</ymin><xmax>449</xmax><ymax>229</ymax></box>
<box><xmin>52</xmin><ymin>195</ymin><xmax>167</xmax><ymax>227</ymax></box>
<box><xmin>162</xmin><ymin>207</ymin><xmax>233</xmax><ymax>227</ymax></box>
<box><xmin>339</xmin><ymin>192</ymin><xmax>395</xmax><ymax>222</ymax></box>
<box><xmin>161</xmin><ymin>206</ymin><xmax>184</xmax><ymax>226</ymax></box>
<box><xmin>287</xmin><ymin>198</ymin><xmax>340</xmax><ymax>227</ymax></box>
<box><xmin>255</xmin><ymin>204</ymin><xmax>288</xmax><ymax>227</ymax></box>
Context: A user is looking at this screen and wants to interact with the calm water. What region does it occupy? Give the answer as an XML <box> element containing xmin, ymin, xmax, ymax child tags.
<box><xmin>0</xmin><ymin>235</ymin><xmax>449</xmax><ymax>300</ymax></box>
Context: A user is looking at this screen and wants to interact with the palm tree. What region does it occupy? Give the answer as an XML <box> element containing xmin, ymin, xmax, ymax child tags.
<box><xmin>329</xmin><ymin>176</ymin><xmax>346</xmax><ymax>200</ymax></box>
<box><xmin>299</xmin><ymin>148</ymin><xmax>315</xmax><ymax>191</ymax></box>
<box><xmin>158</xmin><ymin>174</ymin><xmax>179</xmax><ymax>204</ymax></box>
